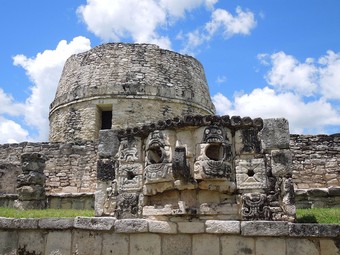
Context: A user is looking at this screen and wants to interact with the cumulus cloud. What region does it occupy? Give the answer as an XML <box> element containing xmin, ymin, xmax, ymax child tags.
<box><xmin>0</xmin><ymin>117</ymin><xmax>29</xmax><ymax>144</ymax></box>
<box><xmin>1</xmin><ymin>36</ymin><xmax>91</xmax><ymax>142</ymax></box>
<box><xmin>77</xmin><ymin>0</ymin><xmax>255</xmax><ymax>52</ymax></box>
<box><xmin>258</xmin><ymin>50</ymin><xmax>340</xmax><ymax>99</ymax></box>
<box><xmin>180</xmin><ymin>6</ymin><xmax>256</xmax><ymax>54</ymax></box>
<box><xmin>213</xmin><ymin>50</ymin><xmax>340</xmax><ymax>134</ymax></box>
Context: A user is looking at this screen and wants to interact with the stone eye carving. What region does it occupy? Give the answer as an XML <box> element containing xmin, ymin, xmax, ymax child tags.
<box><xmin>203</xmin><ymin>126</ymin><xmax>224</xmax><ymax>143</ymax></box>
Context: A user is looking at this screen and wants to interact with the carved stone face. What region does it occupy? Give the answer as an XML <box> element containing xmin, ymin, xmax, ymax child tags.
<box><xmin>203</xmin><ymin>126</ymin><xmax>224</xmax><ymax>143</ymax></box>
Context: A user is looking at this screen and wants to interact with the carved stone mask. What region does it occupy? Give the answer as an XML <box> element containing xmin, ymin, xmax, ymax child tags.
<box><xmin>203</xmin><ymin>126</ymin><xmax>224</xmax><ymax>143</ymax></box>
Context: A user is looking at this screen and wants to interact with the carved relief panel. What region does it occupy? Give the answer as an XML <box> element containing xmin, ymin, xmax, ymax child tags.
<box><xmin>235</xmin><ymin>158</ymin><xmax>267</xmax><ymax>190</ymax></box>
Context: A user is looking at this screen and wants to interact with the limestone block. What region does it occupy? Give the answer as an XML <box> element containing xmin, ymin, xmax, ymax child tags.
<box><xmin>271</xmin><ymin>149</ymin><xmax>293</xmax><ymax>176</ymax></box>
<box><xmin>176</xmin><ymin>130</ymin><xmax>194</xmax><ymax>157</ymax></box>
<box><xmin>12</xmin><ymin>218</ymin><xmax>39</xmax><ymax>229</ymax></box>
<box><xmin>144</xmin><ymin>163</ymin><xmax>173</xmax><ymax>184</ymax></box>
<box><xmin>143</xmin><ymin>182</ymin><xmax>174</xmax><ymax>195</ymax></box>
<box><xmin>74</xmin><ymin>217</ymin><xmax>115</xmax><ymax>230</ymax></box>
<box><xmin>102</xmin><ymin>233</ymin><xmax>129</xmax><ymax>255</ymax></box>
<box><xmin>235</xmin><ymin>128</ymin><xmax>261</xmax><ymax>155</ymax></box>
<box><xmin>117</xmin><ymin>164</ymin><xmax>143</xmax><ymax>192</ymax></box>
<box><xmin>241</xmin><ymin>221</ymin><xmax>289</xmax><ymax>236</ymax></box>
<box><xmin>198</xmin><ymin>190</ymin><xmax>220</xmax><ymax>204</ymax></box>
<box><xmin>192</xmin><ymin>234</ymin><xmax>220</xmax><ymax>255</ymax></box>
<box><xmin>161</xmin><ymin>234</ymin><xmax>192</xmax><ymax>255</ymax></box>
<box><xmin>286</xmin><ymin>238</ymin><xmax>319</xmax><ymax>255</ymax></box>
<box><xmin>72</xmin><ymin>230</ymin><xmax>102</xmax><ymax>255</ymax></box>
<box><xmin>259</xmin><ymin>118</ymin><xmax>290</xmax><ymax>151</ymax></box>
<box><xmin>97</xmin><ymin>159</ymin><xmax>115</xmax><ymax>181</ymax></box>
<box><xmin>17</xmin><ymin>185</ymin><xmax>45</xmax><ymax>200</ymax></box>
<box><xmin>221</xmin><ymin>236</ymin><xmax>255</xmax><ymax>255</ymax></box>
<box><xmin>205</xmin><ymin>220</ymin><xmax>240</xmax><ymax>234</ymax></box>
<box><xmin>117</xmin><ymin>136</ymin><xmax>142</xmax><ymax>163</ymax></box>
<box><xmin>115</xmin><ymin>219</ymin><xmax>148</xmax><ymax>233</ymax></box>
<box><xmin>0</xmin><ymin>230</ymin><xmax>18</xmax><ymax>255</ymax></box>
<box><xmin>45</xmin><ymin>230</ymin><xmax>72</xmax><ymax>255</ymax></box>
<box><xmin>235</xmin><ymin>158</ymin><xmax>267</xmax><ymax>189</ymax></box>
<box><xmin>255</xmin><ymin>237</ymin><xmax>286</xmax><ymax>255</ymax></box>
<box><xmin>199</xmin><ymin>202</ymin><xmax>239</xmax><ymax>216</ymax></box>
<box><xmin>18</xmin><ymin>230</ymin><xmax>45</xmax><ymax>255</ymax></box>
<box><xmin>38</xmin><ymin>218</ymin><xmax>74</xmax><ymax>229</ymax></box>
<box><xmin>148</xmin><ymin>220</ymin><xmax>177</xmax><ymax>234</ymax></box>
<box><xmin>178</xmin><ymin>222</ymin><xmax>205</xmax><ymax>233</ymax></box>
<box><xmin>98</xmin><ymin>130</ymin><xmax>120</xmax><ymax>158</ymax></box>
<box><xmin>329</xmin><ymin>186</ymin><xmax>340</xmax><ymax>196</ymax></box>
<box><xmin>320</xmin><ymin>239</ymin><xmax>340</xmax><ymax>255</ymax></box>
<box><xmin>289</xmin><ymin>223</ymin><xmax>340</xmax><ymax>237</ymax></box>
<box><xmin>129</xmin><ymin>233</ymin><xmax>161</xmax><ymax>255</ymax></box>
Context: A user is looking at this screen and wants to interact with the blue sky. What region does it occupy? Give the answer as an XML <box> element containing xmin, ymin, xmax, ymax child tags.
<box><xmin>1</xmin><ymin>0</ymin><xmax>340</xmax><ymax>143</ymax></box>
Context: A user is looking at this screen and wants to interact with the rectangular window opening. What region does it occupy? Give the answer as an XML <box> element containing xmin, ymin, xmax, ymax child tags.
<box><xmin>101</xmin><ymin>110</ymin><xmax>112</xmax><ymax>130</ymax></box>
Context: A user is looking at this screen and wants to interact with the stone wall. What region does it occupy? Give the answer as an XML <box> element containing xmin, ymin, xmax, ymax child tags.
<box><xmin>0</xmin><ymin>141</ymin><xmax>98</xmax><ymax>194</ymax></box>
<box><xmin>0</xmin><ymin>218</ymin><xmax>339</xmax><ymax>255</ymax></box>
<box><xmin>290</xmin><ymin>134</ymin><xmax>340</xmax><ymax>189</ymax></box>
<box><xmin>0</xmin><ymin>134</ymin><xmax>339</xmax><ymax>197</ymax></box>
<box><xmin>49</xmin><ymin>43</ymin><xmax>215</xmax><ymax>142</ymax></box>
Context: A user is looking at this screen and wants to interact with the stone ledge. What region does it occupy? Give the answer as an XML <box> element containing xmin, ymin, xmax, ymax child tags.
<box><xmin>205</xmin><ymin>220</ymin><xmax>240</xmax><ymax>234</ymax></box>
<box><xmin>0</xmin><ymin>218</ymin><xmax>339</xmax><ymax>238</ymax></box>
<box><xmin>289</xmin><ymin>223</ymin><xmax>340</xmax><ymax>237</ymax></box>
<box><xmin>39</xmin><ymin>218</ymin><xmax>74</xmax><ymax>229</ymax></box>
<box><xmin>114</xmin><ymin>219</ymin><xmax>148</xmax><ymax>233</ymax></box>
<box><xmin>74</xmin><ymin>216</ymin><xmax>115</xmax><ymax>230</ymax></box>
<box><xmin>241</xmin><ymin>221</ymin><xmax>289</xmax><ymax>236</ymax></box>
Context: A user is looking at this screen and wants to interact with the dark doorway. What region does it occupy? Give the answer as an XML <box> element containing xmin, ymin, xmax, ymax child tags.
<box><xmin>101</xmin><ymin>111</ymin><xmax>112</xmax><ymax>129</ymax></box>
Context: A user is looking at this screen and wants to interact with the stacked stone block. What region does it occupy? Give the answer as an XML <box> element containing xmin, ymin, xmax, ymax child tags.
<box><xmin>14</xmin><ymin>152</ymin><xmax>47</xmax><ymax>209</ymax></box>
<box><xmin>95</xmin><ymin>115</ymin><xmax>296</xmax><ymax>221</ymax></box>
<box><xmin>290</xmin><ymin>134</ymin><xmax>340</xmax><ymax>189</ymax></box>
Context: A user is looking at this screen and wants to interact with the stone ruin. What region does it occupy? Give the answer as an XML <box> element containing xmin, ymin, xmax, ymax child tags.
<box><xmin>14</xmin><ymin>152</ymin><xmax>47</xmax><ymax>210</ymax></box>
<box><xmin>95</xmin><ymin>115</ymin><xmax>296</xmax><ymax>222</ymax></box>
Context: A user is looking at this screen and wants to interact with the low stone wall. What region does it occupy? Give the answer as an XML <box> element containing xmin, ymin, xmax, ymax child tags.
<box><xmin>0</xmin><ymin>193</ymin><xmax>94</xmax><ymax>210</ymax></box>
<box><xmin>0</xmin><ymin>141</ymin><xmax>98</xmax><ymax>194</ymax></box>
<box><xmin>295</xmin><ymin>186</ymin><xmax>340</xmax><ymax>209</ymax></box>
<box><xmin>291</xmin><ymin>134</ymin><xmax>340</xmax><ymax>189</ymax></box>
<box><xmin>0</xmin><ymin>218</ymin><xmax>339</xmax><ymax>255</ymax></box>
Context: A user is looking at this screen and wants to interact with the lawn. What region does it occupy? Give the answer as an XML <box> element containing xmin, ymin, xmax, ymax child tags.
<box><xmin>296</xmin><ymin>208</ymin><xmax>340</xmax><ymax>224</ymax></box>
<box><xmin>0</xmin><ymin>207</ymin><xmax>339</xmax><ymax>224</ymax></box>
<box><xmin>0</xmin><ymin>207</ymin><xmax>94</xmax><ymax>218</ymax></box>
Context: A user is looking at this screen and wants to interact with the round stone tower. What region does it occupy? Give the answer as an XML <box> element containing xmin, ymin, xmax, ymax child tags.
<box><xmin>49</xmin><ymin>43</ymin><xmax>215</xmax><ymax>142</ymax></box>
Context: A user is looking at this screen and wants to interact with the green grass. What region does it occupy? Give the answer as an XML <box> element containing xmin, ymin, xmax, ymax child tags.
<box><xmin>296</xmin><ymin>208</ymin><xmax>340</xmax><ymax>224</ymax></box>
<box><xmin>0</xmin><ymin>207</ymin><xmax>94</xmax><ymax>218</ymax></box>
<box><xmin>0</xmin><ymin>207</ymin><xmax>339</xmax><ymax>224</ymax></box>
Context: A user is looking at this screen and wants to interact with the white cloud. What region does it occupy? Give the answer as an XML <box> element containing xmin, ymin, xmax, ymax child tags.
<box><xmin>259</xmin><ymin>52</ymin><xmax>318</xmax><ymax>96</ymax></box>
<box><xmin>0</xmin><ymin>89</ymin><xmax>24</xmax><ymax>116</ymax></box>
<box><xmin>213</xmin><ymin>88</ymin><xmax>340</xmax><ymax>134</ymax></box>
<box><xmin>180</xmin><ymin>6</ymin><xmax>256</xmax><ymax>54</ymax></box>
<box><xmin>0</xmin><ymin>117</ymin><xmax>29</xmax><ymax>144</ymax></box>
<box><xmin>77</xmin><ymin>0</ymin><xmax>171</xmax><ymax>48</ymax></box>
<box><xmin>7</xmin><ymin>36</ymin><xmax>91</xmax><ymax>141</ymax></box>
<box><xmin>205</xmin><ymin>7</ymin><xmax>256</xmax><ymax>39</ymax></box>
<box><xmin>318</xmin><ymin>50</ymin><xmax>340</xmax><ymax>99</ymax></box>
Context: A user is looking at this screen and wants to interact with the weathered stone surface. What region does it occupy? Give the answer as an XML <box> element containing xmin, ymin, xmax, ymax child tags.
<box><xmin>205</xmin><ymin>220</ymin><xmax>240</xmax><ymax>234</ymax></box>
<box><xmin>45</xmin><ymin>230</ymin><xmax>72</xmax><ymax>255</ymax></box>
<box><xmin>320</xmin><ymin>239</ymin><xmax>340</xmax><ymax>255</ymax></box>
<box><xmin>129</xmin><ymin>233</ymin><xmax>161</xmax><ymax>255</ymax></box>
<box><xmin>178</xmin><ymin>222</ymin><xmax>205</xmax><ymax>233</ymax></box>
<box><xmin>0</xmin><ymin>230</ymin><xmax>18</xmax><ymax>255</ymax></box>
<box><xmin>289</xmin><ymin>223</ymin><xmax>340</xmax><ymax>237</ymax></box>
<box><xmin>259</xmin><ymin>118</ymin><xmax>290</xmax><ymax>150</ymax></box>
<box><xmin>161</xmin><ymin>234</ymin><xmax>192</xmax><ymax>255</ymax></box>
<box><xmin>307</xmin><ymin>188</ymin><xmax>329</xmax><ymax>197</ymax></box>
<box><xmin>286</xmin><ymin>238</ymin><xmax>320</xmax><ymax>255</ymax></box>
<box><xmin>72</xmin><ymin>230</ymin><xmax>102</xmax><ymax>255</ymax></box>
<box><xmin>102</xmin><ymin>233</ymin><xmax>129</xmax><ymax>255</ymax></box>
<box><xmin>329</xmin><ymin>186</ymin><xmax>340</xmax><ymax>196</ymax></box>
<box><xmin>221</xmin><ymin>236</ymin><xmax>255</xmax><ymax>255</ymax></box>
<box><xmin>148</xmin><ymin>220</ymin><xmax>177</xmax><ymax>234</ymax></box>
<box><xmin>241</xmin><ymin>221</ymin><xmax>289</xmax><ymax>236</ymax></box>
<box><xmin>98</xmin><ymin>130</ymin><xmax>120</xmax><ymax>158</ymax></box>
<box><xmin>38</xmin><ymin>218</ymin><xmax>74</xmax><ymax>229</ymax></box>
<box><xmin>192</xmin><ymin>234</ymin><xmax>219</xmax><ymax>255</ymax></box>
<box><xmin>256</xmin><ymin>237</ymin><xmax>286</xmax><ymax>255</ymax></box>
<box><xmin>18</xmin><ymin>230</ymin><xmax>45</xmax><ymax>255</ymax></box>
<box><xmin>115</xmin><ymin>219</ymin><xmax>148</xmax><ymax>233</ymax></box>
<box><xmin>74</xmin><ymin>216</ymin><xmax>115</xmax><ymax>230</ymax></box>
